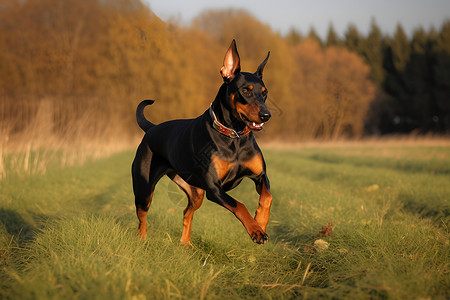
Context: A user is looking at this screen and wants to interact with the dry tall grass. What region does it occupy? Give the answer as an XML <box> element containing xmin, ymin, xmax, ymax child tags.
<box><xmin>0</xmin><ymin>96</ymin><xmax>136</xmax><ymax>179</ymax></box>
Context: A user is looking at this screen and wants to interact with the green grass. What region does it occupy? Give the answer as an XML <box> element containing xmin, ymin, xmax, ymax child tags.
<box><xmin>0</xmin><ymin>145</ymin><xmax>449</xmax><ymax>299</ymax></box>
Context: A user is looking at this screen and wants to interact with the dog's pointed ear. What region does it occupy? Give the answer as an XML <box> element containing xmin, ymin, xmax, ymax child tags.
<box><xmin>255</xmin><ymin>51</ymin><xmax>270</xmax><ymax>79</ymax></box>
<box><xmin>220</xmin><ymin>40</ymin><xmax>241</xmax><ymax>82</ymax></box>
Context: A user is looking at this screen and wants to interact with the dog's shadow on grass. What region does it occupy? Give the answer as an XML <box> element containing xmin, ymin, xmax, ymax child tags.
<box><xmin>0</xmin><ymin>208</ymin><xmax>35</xmax><ymax>244</ymax></box>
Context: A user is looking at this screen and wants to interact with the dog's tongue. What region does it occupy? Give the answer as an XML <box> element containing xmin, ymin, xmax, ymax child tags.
<box><xmin>247</xmin><ymin>122</ymin><xmax>264</xmax><ymax>131</ymax></box>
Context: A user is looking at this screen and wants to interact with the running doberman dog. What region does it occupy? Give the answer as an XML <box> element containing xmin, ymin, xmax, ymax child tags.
<box><xmin>132</xmin><ymin>40</ymin><xmax>273</xmax><ymax>245</ymax></box>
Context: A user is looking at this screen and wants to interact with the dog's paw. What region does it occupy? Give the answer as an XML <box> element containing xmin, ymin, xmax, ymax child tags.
<box><xmin>180</xmin><ymin>241</ymin><xmax>193</xmax><ymax>249</ymax></box>
<box><xmin>251</xmin><ymin>230</ymin><xmax>268</xmax><ymax>244</ymax></box>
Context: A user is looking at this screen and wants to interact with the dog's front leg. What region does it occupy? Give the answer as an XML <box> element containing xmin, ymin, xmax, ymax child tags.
<box><xmin>206</xmin><ymin>184</ymin><xmax>268</xmax><ymax>244</ymax></box>
<box><xmin>254</xmin><ymin>174</ymin><xmax>273</xmax><ymax>232</ymax></box>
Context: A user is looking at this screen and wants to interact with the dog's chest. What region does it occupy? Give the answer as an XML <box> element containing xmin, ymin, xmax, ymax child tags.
<box><xmin>210</xmin><ymin>151</ymin><xmax>263</xmax><ymax>190</ymax></box>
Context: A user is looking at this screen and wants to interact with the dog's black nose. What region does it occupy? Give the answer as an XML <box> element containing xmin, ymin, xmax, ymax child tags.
<box><xmin>259</xmin><ymin>111</ymin><xmax>271</xmax><ymax>122</ymax></box>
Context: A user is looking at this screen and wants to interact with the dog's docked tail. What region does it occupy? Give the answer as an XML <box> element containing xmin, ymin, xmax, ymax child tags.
<box><xmin>136</xmin><ymin>100</ymin><xmax>156</xmax><ymax>132</ymax></box>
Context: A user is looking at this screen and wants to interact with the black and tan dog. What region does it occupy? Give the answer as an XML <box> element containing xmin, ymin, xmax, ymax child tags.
<box><xmin>132</xmin><ymin>40</ymin><xmax>273</xmax><ymax>245</ymax></box>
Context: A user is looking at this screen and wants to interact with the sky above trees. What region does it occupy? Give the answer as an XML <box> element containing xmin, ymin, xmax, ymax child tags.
<box><xmin>145</xmin><ymin>0</ymin><xmax>450</xmax><ymax>39</ymax></box>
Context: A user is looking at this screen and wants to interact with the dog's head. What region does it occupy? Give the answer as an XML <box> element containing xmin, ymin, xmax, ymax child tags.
<box><xmin>220</xmin><ymin>40</ymin><xmax>271</xmax><ymax>131</ymax></box>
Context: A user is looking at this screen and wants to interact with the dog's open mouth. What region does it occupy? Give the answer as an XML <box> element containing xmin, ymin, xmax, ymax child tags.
<box><xmin>247</xmin><ymin>121</ymin><xmax>264</xmax><ymax>131</ymax></box>
<box><xmin>240</xmin><ymin>114</ymin><xmax>265</xmax><ymax>131</ymax></box>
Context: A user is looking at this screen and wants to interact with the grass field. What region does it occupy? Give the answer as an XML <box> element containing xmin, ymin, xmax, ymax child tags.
<box><xmin>1</xmin><ymin>142</ymin><xmax>449</xmax><ymax>299</ymax></box>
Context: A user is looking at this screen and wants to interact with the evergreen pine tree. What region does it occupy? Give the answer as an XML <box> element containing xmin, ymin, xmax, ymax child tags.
<box><xmin>385</xmin><ymin>25</ymin><xmax>410</xmax><ymax>131</ymax></box>
<box><xmin>344</xmin><ymin>24</ymin><xmax>363</xmax><ymax>54</ymax></box>
<box><xmin>285</xmin><ymin>27</ymin><xmax>303</xmax><ymax>45</ymax></box>
<box><xmin>381</xmin><ymin>34</ymin><xmax>410</xmax><ymax>132</ymax></box>
<box><xmin>411</xmin><ymin>27</ymin><xmax>428</xmax><ymax>54</ymax></box>
<box><xmin>409</xmin><ymin>26</ymin><xmax>433</xmax><ymax>131</ymax></box>
<box><xmin>391</xmin><ymin>24</ymin><xmax>411</xmax><ymax>71</ymax></box>
<box><xmin>433</xmin><ymin>21</ymin><xmax>450</xmax><ymax>132</ymax></box>
<box><xmin>326</xmin><ymin>23</ymin><xmax>339</xmax><ymax>47</ymax></box>
<box><xmin>364</xmin><ymin>19</ymin><xmax>385</xmax><ymax>84</ymax></box>
<box><xmin>308</xmin><ymin>27</ymin><xmax>323</xmax><ymax>46</ymax></box>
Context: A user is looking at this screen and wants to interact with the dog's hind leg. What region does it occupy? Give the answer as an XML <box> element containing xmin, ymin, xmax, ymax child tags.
<box><xmin>168</xmin><ymin>173</ymin><xmax>205</xmax><ymax>245</ymax></box>
<box><xmin>132</xmin><ymin>145</ymin><xmax>170</xmax><ymax>239</ymax></box>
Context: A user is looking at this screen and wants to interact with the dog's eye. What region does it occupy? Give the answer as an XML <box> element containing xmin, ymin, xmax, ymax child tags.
<box><xmin>262</xmin><ymin>89</ymin><xmax>268</xmax><ymax>96</ymax></box>
<box><xmin>242</xmin><ymin>88</ymin><xmax>252</xmax><ymax>96</ymax></box>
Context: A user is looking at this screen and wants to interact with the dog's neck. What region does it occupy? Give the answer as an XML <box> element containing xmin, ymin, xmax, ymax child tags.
<box><xmin>211</xmin><ymin>83</ymin><xmax>247</xmax><ymax>133</ymax></box>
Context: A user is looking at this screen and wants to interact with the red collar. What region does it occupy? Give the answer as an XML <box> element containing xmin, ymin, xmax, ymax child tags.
<box><xmin>209</xmin><ymin>105</ymin><xmax>251</xmax><ymax>138</ymax></box>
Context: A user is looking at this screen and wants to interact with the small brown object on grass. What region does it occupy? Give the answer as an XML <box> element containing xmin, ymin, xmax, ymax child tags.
<box><xmin>319</xmin><ymin>222</ymin><xmax>333</xmax><ymax>236</ymax></box>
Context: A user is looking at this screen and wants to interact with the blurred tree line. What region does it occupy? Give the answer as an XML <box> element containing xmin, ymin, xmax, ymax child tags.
<box><xmin>315</xmin><ymin>19</ymin><xmax>450</xmax><ymax>135</ymax></box>
<box><xmin>0</xmin><ymin>0</ymin><xmax>449</xmax><ymax>147</ymax></box>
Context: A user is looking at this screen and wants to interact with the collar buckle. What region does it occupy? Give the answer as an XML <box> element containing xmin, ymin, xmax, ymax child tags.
<box><xmin>209</xmin><ymin>105</ymin><xmax>250</xmax><ymax>139</ymax></box>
